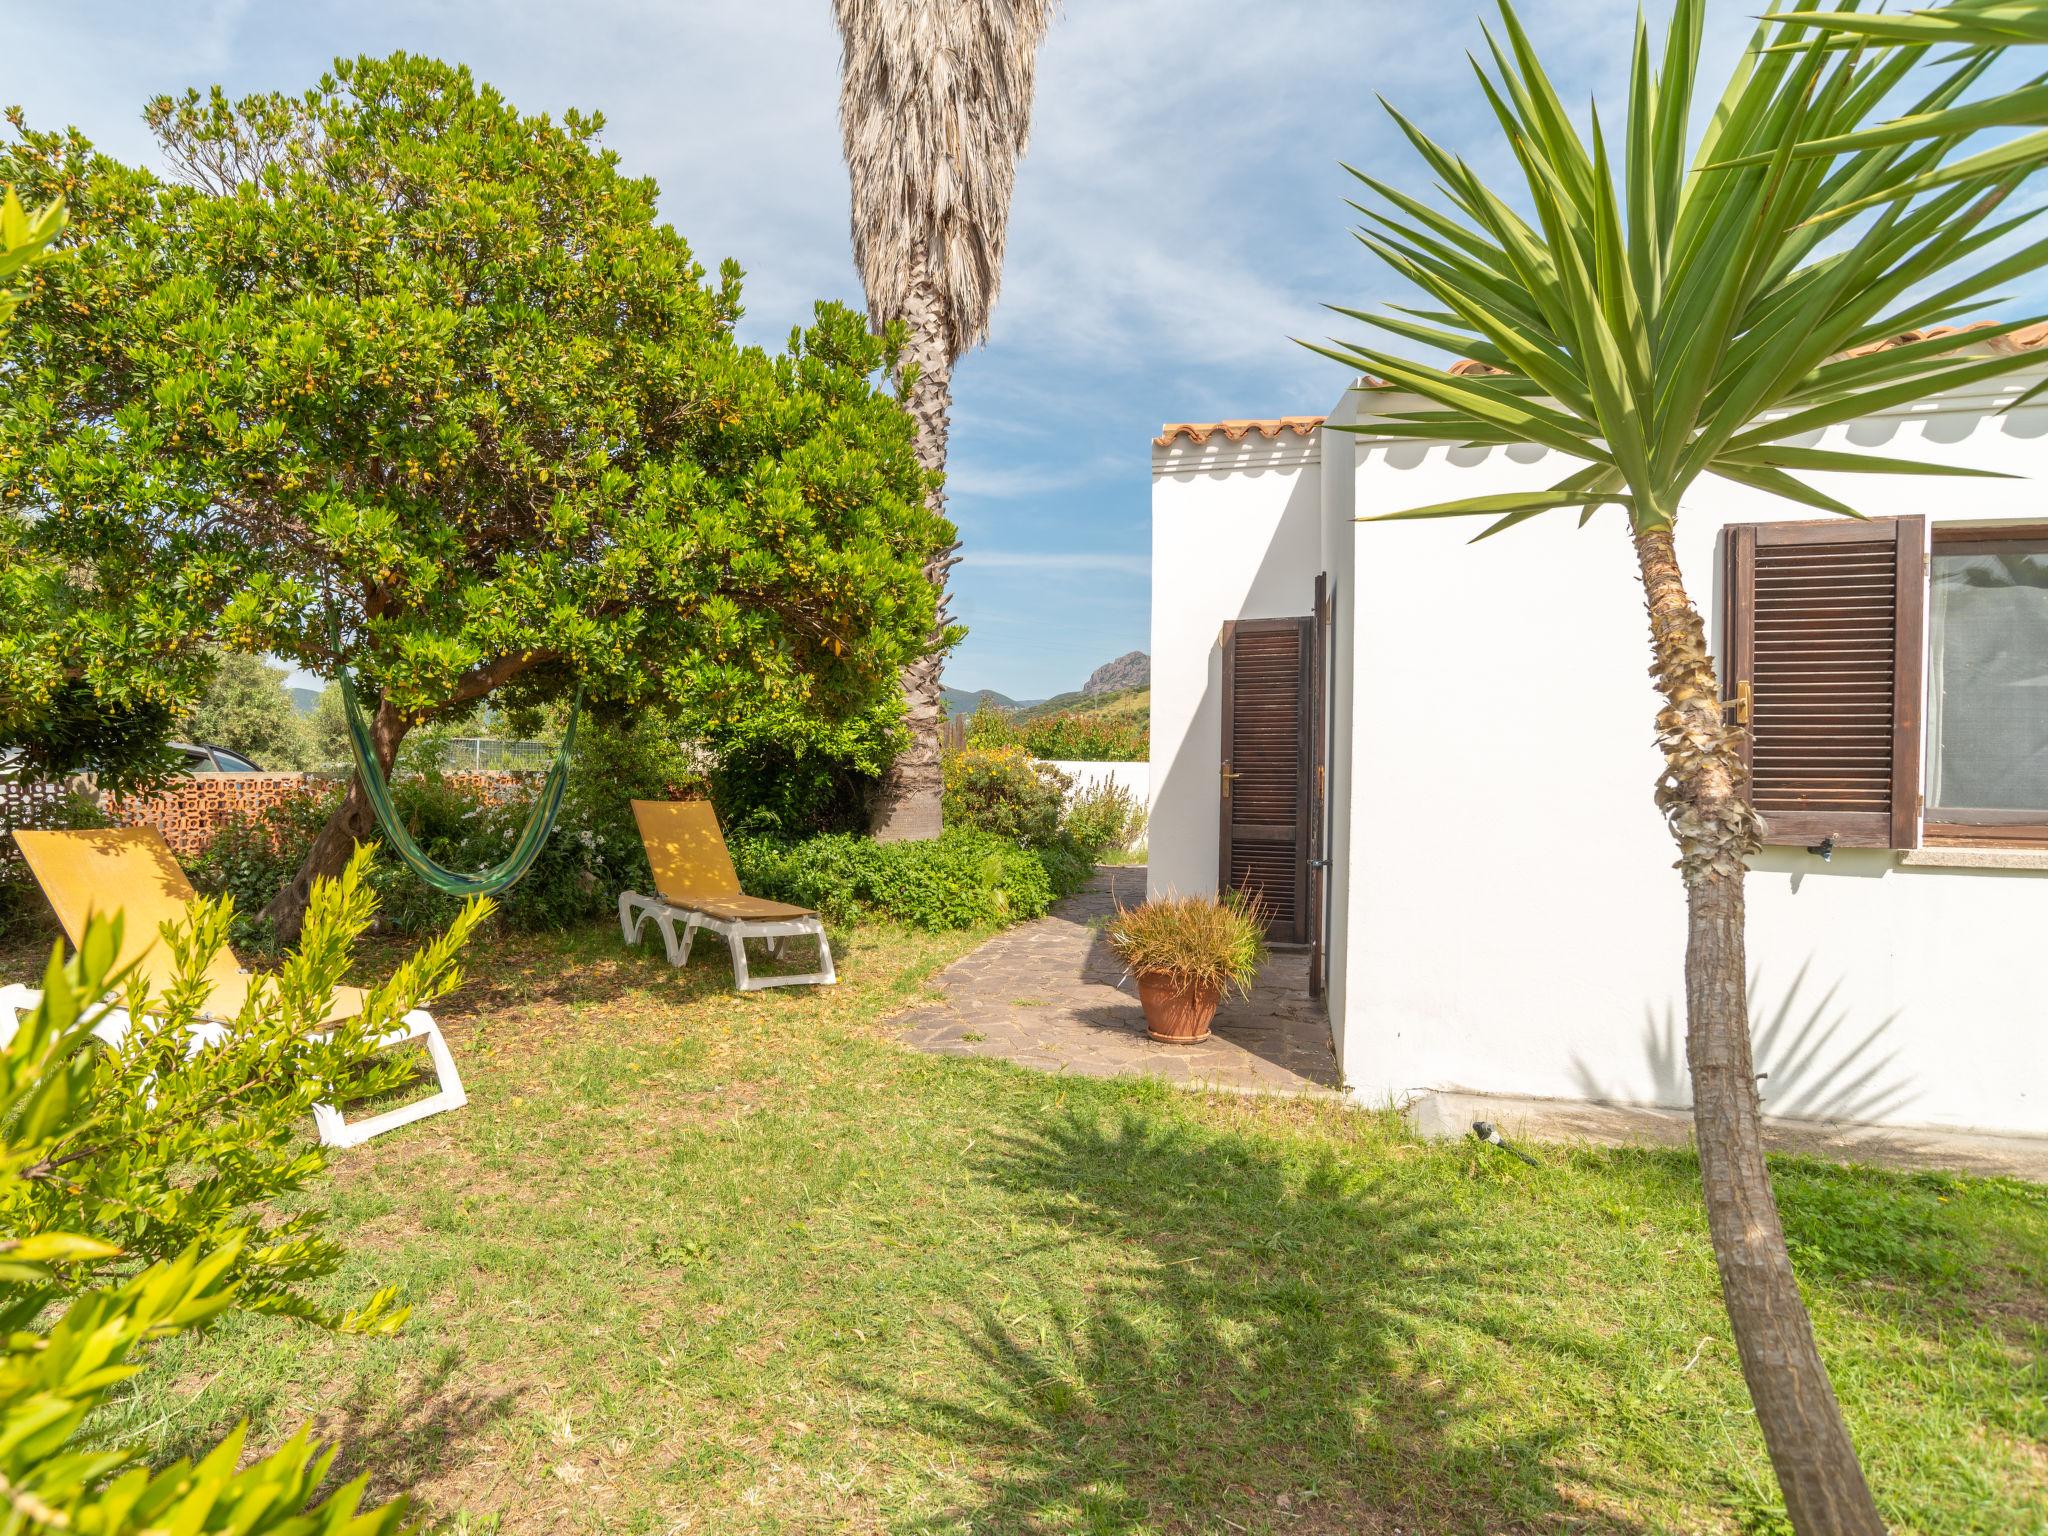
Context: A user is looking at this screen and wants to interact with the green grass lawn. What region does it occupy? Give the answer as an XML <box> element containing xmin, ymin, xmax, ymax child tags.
<box><xmin>22</xmin><ymin>913</ymin><xmax>2043</xmax><ymax>1534</ymax></box>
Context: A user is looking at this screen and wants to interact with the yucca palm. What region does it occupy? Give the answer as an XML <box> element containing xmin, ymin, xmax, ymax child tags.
<box><xmin>1315</xmin><ymin>3</ymin><xmax>2048</xmax><ymax>1529</ymax></box>
<box><xmin>831</xmin><ymin>0</ymin><xmax>1058</xmax><ymax>840</ymax></box>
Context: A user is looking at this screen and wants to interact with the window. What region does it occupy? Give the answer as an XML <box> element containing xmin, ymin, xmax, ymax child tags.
<box><xmin>209</xmin><ymin>748</ymin><xmax>262</xmax><ymax>774</ymax></box>
<box><xmin>1925</xmin><ymin>528</ymin><xmax>2048</xmax><ymax>844</ymax></box>
<box><xmin>1724</xmin><ymin>517</ymin><xmax>2048</xmax><ymax>851</ymax></box>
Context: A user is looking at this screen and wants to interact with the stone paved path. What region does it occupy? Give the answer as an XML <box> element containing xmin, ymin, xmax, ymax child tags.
<box><xmin>896</xmin><ymin>865</ymin><xmax>1341</xmax><ymax>1095</ymax></box>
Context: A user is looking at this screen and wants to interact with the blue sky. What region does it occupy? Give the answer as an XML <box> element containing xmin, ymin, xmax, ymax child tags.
<box><xmin>4</xmin><ymin>2</ymin><xmax>2024</xmax><ymax>698</ymax></box>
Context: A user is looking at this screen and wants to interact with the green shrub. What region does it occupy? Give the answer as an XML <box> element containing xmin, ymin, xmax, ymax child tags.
<box><xmin>731</xmin><ymin>827</ymin><xmax>1063</xmax><ymax>930</ymax></box>
<box><xmin>711</xmin><ymin>739</ymin><xmax>877</xmax><ymax>839</ymax></box>
<box><xmin>1063</xmin><ymin>778</ymin><xmax>1146</xmax><ymax>860</ymax></box>
<box><xmin>942</xmin><ymin>744</ymin><xmax>1069</xmax><ymax>845</ymax></box>
<box><xmin>964</xmin><ymin>700</ymin><xmax>1148</xmax><ymax>762</ymax></box>
<box><xmin>0</xmin><ymin>848</ymin><xmax>479</xmax><ymax>1532</ymax></box>
<box><xmin>1015</xmin><ymin>710</ymin><xmax>1148</xmax><ymax>762</ymax></box>
<box><xmin>184</xmin><ymin>785</ymin><xmax>344</xmax><ymax>946</ymax></box>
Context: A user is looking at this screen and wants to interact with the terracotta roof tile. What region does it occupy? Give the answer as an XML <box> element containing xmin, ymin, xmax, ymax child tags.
<box><xmin>1153</xmin><ymin>415</ymin><xmax>1324</xmax><ymax>448</ymax></box>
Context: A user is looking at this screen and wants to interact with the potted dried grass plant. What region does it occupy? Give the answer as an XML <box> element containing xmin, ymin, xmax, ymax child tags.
<box><xmin>1106</xmin><ymin>893</ymin><xmax>1268</xmax><ymax>1044</ymax></box>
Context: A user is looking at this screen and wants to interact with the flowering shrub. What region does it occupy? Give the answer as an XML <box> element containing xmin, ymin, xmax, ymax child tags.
<box><xmin>963</xmin><ymin>703</ymin><xmax>1147</xmax><ymax>763</ymax></box>
<box><xmin>942</xmin><ymin>745</ymin><xmax>1069</xmax><ymax>845</ymax></box>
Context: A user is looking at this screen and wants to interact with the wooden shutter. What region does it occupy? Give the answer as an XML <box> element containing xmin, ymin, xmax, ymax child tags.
<box><xmin>1724</xmin><ymin>516</ymin><xmax>1925</xmax><ymax>849</ymax></box>
<box><xmin>1219</xmin><ymin>617</ymin><xmax>1312</xmax><ymax>943</ymax></box>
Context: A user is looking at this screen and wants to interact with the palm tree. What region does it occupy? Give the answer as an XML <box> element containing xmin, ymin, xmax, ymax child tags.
<box><xmin>1314</xmin><ymin>4</ymin><xmax>2046</xmax><ymax>1529</ymax></box>
<box><xmin>831</xmin><ymin>0</ymin><xmax>1059</xmax><ymax>840</ymax></box>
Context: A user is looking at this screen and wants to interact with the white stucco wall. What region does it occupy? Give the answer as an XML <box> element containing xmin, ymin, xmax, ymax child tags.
<box><xmin>1341</xmin><ymin>374</ymin><xmax>2048</xmax><ymax>1137</ymax></box>
<box><xmin>1149</xmin><ymin>369</ymin><xmax>2048</xmax><ymax>1138</ymax></box>
<box><xmin>1148</xmin><ymin>427</ymin><xmax>1325</xmax><ymax>901</ymax></box>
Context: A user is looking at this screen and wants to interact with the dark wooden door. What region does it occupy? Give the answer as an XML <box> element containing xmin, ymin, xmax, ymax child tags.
<box><xmin>1219</xmin><ymin>616</ymin><xmax>1313</xmax><ymax>944</ymax></box>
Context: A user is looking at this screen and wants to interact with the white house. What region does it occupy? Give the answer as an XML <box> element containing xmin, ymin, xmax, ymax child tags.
<box><xmin>1149</xmin><ymin>334</ymin><xmax>2048</xmax><ymax>1141</ymax></box>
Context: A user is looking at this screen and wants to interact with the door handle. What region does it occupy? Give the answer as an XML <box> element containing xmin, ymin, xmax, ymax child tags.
<box><xmin>1221</xmin><ymin>762</ymin><xmax>1241</xmax><ymax>799</ymax></box>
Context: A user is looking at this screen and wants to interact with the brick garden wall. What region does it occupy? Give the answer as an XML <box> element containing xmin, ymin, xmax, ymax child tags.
<box><xmin>0</xmin><ymin>770</ymin><xmax>539</xmax><ymax>858</ymax></box>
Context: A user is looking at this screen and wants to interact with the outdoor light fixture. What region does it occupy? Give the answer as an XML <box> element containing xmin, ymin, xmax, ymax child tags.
<box><xmin>1806</xmin><ymin>835</ymin><xmax>1837</xmax><ymax>862</ymax></box>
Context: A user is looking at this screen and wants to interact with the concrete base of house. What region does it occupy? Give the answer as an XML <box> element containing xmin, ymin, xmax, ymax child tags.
<box><xmin>1403</xmin><ymin>1089</ymin><xmax>2048</xmax><ymax>1183</ymax></box>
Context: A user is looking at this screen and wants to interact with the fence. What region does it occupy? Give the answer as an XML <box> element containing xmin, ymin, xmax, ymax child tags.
<box><xmin>0</xmin><ymin>769</ymin><xmax>540</xmax><ymax>858</ymax></box>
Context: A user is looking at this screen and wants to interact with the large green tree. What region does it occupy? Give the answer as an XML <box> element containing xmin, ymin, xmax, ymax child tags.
<box><xmin>1316</xmin><ymin>4</ymin><xmax>2048</xmax><ymax>1529</ymax></box>
<box><xmin>0</xmin><ymin>55</ymin><xmax>948</xmax><ymax>936</ymax></box>
<box><xmin>183</xmin><ymin>650</ymin><xmax>312</xmax><ymax>770</ymax></box>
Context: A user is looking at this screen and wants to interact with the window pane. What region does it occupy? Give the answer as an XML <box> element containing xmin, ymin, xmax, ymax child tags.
<box><xmin>1928</xmin><ymin>547</ymin><xmax>2048</xmax><ymax>812</ymax></box>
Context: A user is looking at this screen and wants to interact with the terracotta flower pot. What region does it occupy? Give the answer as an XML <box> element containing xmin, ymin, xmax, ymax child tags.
<box><xmin>1136</xmin><ymin>971</ymin><xmax>1221</xmax><ymax>1044</ymax></box>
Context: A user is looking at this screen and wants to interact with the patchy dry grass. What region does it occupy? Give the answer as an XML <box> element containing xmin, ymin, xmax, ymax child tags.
<box><xmin>12</xmin><ymin>911</ymin><xmax>2044</xmax><ymax>1534</ymax></box>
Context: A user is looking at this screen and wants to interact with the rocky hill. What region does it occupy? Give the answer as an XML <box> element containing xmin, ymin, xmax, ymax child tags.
<box><xmin>1083</xmin><ymin>651</ymin><xmax>1149</xmax><ymax>695</ymax></box>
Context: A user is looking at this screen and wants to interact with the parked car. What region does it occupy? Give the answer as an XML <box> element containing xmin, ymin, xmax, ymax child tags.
<box><xmin>171</xmin><ymin>742</ymin><xmax>264</xmax><ymax>774</ymax></box>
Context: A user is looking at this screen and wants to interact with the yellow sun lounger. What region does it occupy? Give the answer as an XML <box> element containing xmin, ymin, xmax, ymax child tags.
<box><xmin>618</xmin><ymin>800</ymin><xmax>836</xmax><ymax>990</ymax></box>
<box><xmin>0</xmin><ymin>828</ymin><xmax>467</xmax><ymax>1148</ymax></box>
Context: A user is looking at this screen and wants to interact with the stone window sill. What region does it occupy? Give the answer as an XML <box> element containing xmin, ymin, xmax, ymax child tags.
<box><xmin>1900</xmin><ymin>846</ymin><xmax>2048</xmax><ymax>872</ymax></box>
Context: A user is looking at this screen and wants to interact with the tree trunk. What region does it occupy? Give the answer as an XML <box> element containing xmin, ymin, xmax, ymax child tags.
<box><xmin>870</xmin><ymin>242</ymin><xmax>958</xmax><ymax>843</ymax></box>
<box><xmin>259</xmin><ymin>698</ymin><xmax>410</xmax><ymax>945</ymax></box>
<box><xmin>1633</xmin><ymin>526</ymin><xmax>1886</xmax><ymax>1536</ymax></box>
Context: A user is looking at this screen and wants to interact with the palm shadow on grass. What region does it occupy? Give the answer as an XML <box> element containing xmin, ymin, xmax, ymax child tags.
<box><xmin>872</xmin><ymin>1105</ymin><xmax>1658</xmax><ymax>1536</ymax></box>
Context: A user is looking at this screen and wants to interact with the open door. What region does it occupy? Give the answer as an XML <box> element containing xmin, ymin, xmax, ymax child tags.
<box><xmin>1219</xmin><ymin>615</ymin><xmax>1313</xmax><ymax>945</ymax></box>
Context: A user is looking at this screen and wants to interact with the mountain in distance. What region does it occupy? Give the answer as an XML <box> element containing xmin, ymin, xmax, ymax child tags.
<box><xmin>941</xmin><ymin>685</ymin><xmax>1040</xmax><ymax>716</ymax></box>
<box><xmin>945</xmin><ymin>652</ymin><xmax>1149</xmax><ymax>719</ymax></box>
<box><xmin>288</xmin><ymin>685</ymin><xmax>322</xmax><ymax>715</ymax></box>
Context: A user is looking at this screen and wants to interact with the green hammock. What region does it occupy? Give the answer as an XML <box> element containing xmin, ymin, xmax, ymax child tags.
<box><xmin>339</xmin><ymin>673</ymin><xmax>580</xmax><ymax>898</ymax></box>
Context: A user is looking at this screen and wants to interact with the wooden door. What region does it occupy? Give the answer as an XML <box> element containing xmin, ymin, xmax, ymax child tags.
<box><xmin>1219</xmin><ymin>616</ymin><xmax>1313</xmax><ymax>944</ymax></box>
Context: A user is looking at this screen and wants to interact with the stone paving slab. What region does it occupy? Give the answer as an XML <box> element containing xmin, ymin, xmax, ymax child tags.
<box><xmin>896</xmin><ymin>865</ymin><xmax>1340</xmax><ymax>1096</ymax></box>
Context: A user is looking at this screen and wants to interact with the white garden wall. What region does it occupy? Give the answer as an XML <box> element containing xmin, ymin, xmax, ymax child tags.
<box><xmin>1040</xmin><ymin>759</ymin><xmax>1149</xmax><ymax>809</ymax></box>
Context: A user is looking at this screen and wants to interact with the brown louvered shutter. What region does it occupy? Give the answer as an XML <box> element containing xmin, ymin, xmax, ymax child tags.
<box><xmin>1724</xmin><ymin>516</ymin><xmax>1926</xmax><ymax>849</ymax></box>
<box><xmin>1219</xmin><ymin>617</ymin><xmax>1311</xmax><ymax>942</ymax></box>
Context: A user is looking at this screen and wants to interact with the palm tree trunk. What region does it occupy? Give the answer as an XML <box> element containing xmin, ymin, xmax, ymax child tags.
<box><xmin>870</xmin><ymin>241</ymin><xmax>957</xmax><ymax>842</ymax></box>
<box><xmin>1633</xmin><ymin>526</ymin><xmax>1885</xmax><ymax>1536</ymax></box>
<box><xmin>259</xmin><ymin>698</ymin><xmax>410</xmax><ymax>945</ymax></box>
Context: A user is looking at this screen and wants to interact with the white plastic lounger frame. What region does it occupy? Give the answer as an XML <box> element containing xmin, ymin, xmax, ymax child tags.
<box><xmin>5</xmin><ymin>828</ymin><xmax>467</xmax><ymax>1149</ymax></box>
<box><xmin>617</xmin><ymin>891</ymin><xmax>837</xmax><ymax>991</ymax></box>
<box><xmin>0</xmin><ymin>982</ymin><xmax>465</xmax><ymax>1149</ymax></box>
<box><xmin>620</xmin><ymin>799</ymin><xmax>838</xmax><ymax>991</ymax></box>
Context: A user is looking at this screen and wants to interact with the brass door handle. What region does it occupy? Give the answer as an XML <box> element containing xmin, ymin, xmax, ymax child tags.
<box><xmin>1221</xmin><ymin>763</ymin><xmax>1241</xmax><ymax>799</ymax></box>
